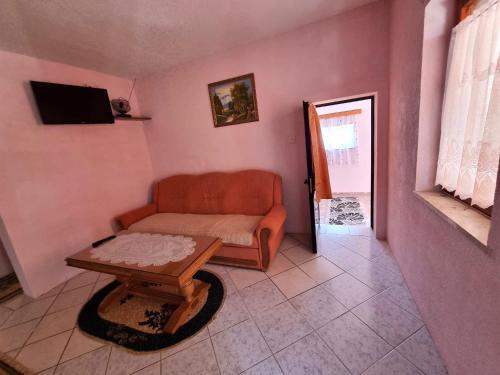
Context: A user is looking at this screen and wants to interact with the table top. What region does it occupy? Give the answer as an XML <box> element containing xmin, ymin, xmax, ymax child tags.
<box><xmin>65</xmin><ymin>235</ymin><xmax>222</xmax><ymax>281</ymax></box>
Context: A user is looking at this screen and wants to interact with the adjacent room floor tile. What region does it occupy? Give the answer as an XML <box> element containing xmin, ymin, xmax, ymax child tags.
<box><xmin>47</xmin><ymin>285</ymin><xmax>93</xmax><ymax>314</ymax></box>
<box><xmin>16</xmin><ymin>330</ymin><xmax>72</xmax><ymax>372</ymax></box>
<box><xmin>242</xmin><ymin>356</ymin><xmax>283</xmax><ymax>375</ymax></box>
<box><xmin>254</xmin><ymin>301</ymin><xmax>313</xmax><ymax>353</ymax></box>
<box><xmin>107</xmin><ymin>346</ymin><xmax>161</xmax><ymax>375</ymax></box>
<box><xmin>212</xmin><ymin>319</ymin><xmax>271</xmax><ymax>375</ymax></box>
<box><xmin>380</xmin><ymin>284</ymin><xmax>421</xmax><ymax>318</ymax></box>
<box><xmin>397</xmin><ymin>327</ymin><xmax>448</xmax><ymax>375</ymax></box>
<box><xmin>347</xmin><ymin>262</ymin><xmax>404</xmax><ymax>292</ymax></box>
<box><xmin>240</xmin><ymin>279</ymin><xmax>286</xmax><ymax>315</ymax></box>
<box><xmin>289</xmin><ymin>286</ymin><xmax>347</xmax><ymax>329</ymax></box>
<box><xmin>265</xmin><ymin>253</ymin><xmax>295</xmax><ymax>277</ymax></box>
<box><xmin>2</xmin><ymin>297</ymin><xmax>55</xmax><ymax>328</ymax></box>
<box><xmin>60</xmin><ymin>328</ymin><xmax>106</xmax><ymax>363</ymax></box>
<box><xmin>62</xmin><ymin>271</ymin><xmax>99</xmax><ymax>293</ymax></box>
<box><xmin>318</xmin><ymin>312</ymin><xmax>392</xmax><ymax>374</ymax></box>
<box><xmin>281</xmin><ymin>244</ymin><xmax>318</xmax><ymax>265</ymax></box>
<box><xmin>299</xmin><ymin>256</ymin><xmax>343</xmax><ymax>283</ymax></box>
<box><xmin>275</xmin><ymin>333</ymin><xmax>349</xmax><ymax>375</ymax></box>
<box><xmin>135</xmin><ymin>361</ymin><xmax>160</xmax><ymax>375</ymax></box>
<box><xmin>0</xmin><ymin>318</ymin><xmax>40</xmax><ymax>352</ymax></box>
<box><xmin>270</xmin><ymin>267</ymin><xmax>316</xmax><ymax>299</ymax></box>
<box><xmin>228</xmin><ymin>268</ymin><xmax>268</xmax><ymax>290</ymax></box>
<box><xmin>208</xmin><ymin>293</ymin><xmax>249</xmax><ymax>335</ymax></box>
<box><xmin>363</xmin><ymin>350</ymin><xmax>423</xmax><ymax>375</ymax></box>
<box><xmin>322</xmin><ymin>273</ymin><xmax>377</xmax><ymax>309</ymax></box>
<box><xmin>353</xmin><ymin>295</ymin><xmax>423</xmax><ymax>346</ymax></box>
<box><xmin>160</xmin><ymin>327</ymin><xmax>209</xmax><ymax>359</ymax></box>
<box><xmin>27</xmin><ymin>304</ymin><xmax>80</xmax><ymax>344</ymax></box>
<box><xmin>162</xmin><ymin>339</ymin><xmax>218</xmax><ymax>375</ymax></box>
<box><xmin>54</xmin><ymin>346</ymin><xmax>111</xmax><ymax>375</ymax></box>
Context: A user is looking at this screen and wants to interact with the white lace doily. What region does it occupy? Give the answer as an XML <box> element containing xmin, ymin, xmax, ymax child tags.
<box><xmin>90</xmin><ymin>233</ymin><xmax>196</xmax><ymax>267</ymax></box>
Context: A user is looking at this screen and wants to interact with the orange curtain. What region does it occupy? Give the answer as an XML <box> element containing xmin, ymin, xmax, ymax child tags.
<box><xmin>308</xmin><ymin>103</ymin><xmax>332</xmax><ymax>201</ymax></box>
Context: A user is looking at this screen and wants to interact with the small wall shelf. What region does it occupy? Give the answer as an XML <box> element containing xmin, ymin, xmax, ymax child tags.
<box><xmin>114</xmin><ymin>116</ymin><xmax>152</xmax><ymax>121</ymax></box>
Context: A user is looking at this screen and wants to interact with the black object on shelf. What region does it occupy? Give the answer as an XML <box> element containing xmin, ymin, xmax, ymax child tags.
<box><xmin>92</xmin><ymin>235</ymin><xmax>117</xmax><ymax>248</ymax></box>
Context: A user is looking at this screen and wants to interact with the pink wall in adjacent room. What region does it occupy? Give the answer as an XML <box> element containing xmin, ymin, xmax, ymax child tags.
<box><xmin>0</xmin><ymin>50</ymin><xmax>154</xmax><ymax>297</ymax></box>
<box><xmin>388</xmin><ymin>1</ymin><xmax>500</xmax><ymax>374</ymax></box>
<box><xmin>316</xmin><ymin>99</ymin><xmax>372</xmax><ymax>193</ymax></box>
<box><xmin>135</xmin><ymin>1</ymin><xmax>390</xmax><ymax>236</ymax></box>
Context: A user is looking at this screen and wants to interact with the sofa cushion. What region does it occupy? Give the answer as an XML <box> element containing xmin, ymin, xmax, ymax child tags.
<box><xmin>155</xmin><ymin>170</ymin><xmax>281</xmax><ymax>216</ymax></box>
<box><xmin>128</xmin><ymin>213</ymin><xmax>263</xmax><ymax>247</ymax></box>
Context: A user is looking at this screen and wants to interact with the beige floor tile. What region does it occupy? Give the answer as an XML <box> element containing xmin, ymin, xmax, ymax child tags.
<box><xmin>254</xmin><ymin>301</ymin><xmax>313</xmax><ymax>353</ymax></box>
<box><xmin>1</xmin><ymin>294</ymin><xmax>35</xmax><ymax>311</ymax></box>
<box><xmin>2</xmin><ymin>297</ymin><xmax>55</xmax><ymax>328</ymax></box>
<box><xmin>107</xmin><ymin>346</ymin><xmax>160</xmax><ymax>375</ymax></box>
<box><xmin>271</xmin><ymin>267</ymin><xmax>316</xmax><ymax>299</ymax></box>
<box><xmin>27</xmin><ymin>304</ymin><xmax>81</xmax><ymax>344</ymax></box>
<box><xmin>134</xmin><ymin>361</ymin><xmax>160</xmax><ymax>375</ymax></box>
<box><xmin>0</xmin><ymin>318</ymin><xmax>40</xmax><ymax>352</ymax></box>
<box><xmin>60</xmin><ymin>328</ymin><xmax>105</xmax><ymax>363</ymax></box>
<box><xmin>278</xmin><ymin>236</ymin><xmax>299</xmax><ymax>252</ymax></box>
<box><xmin>160</xmin><ymin>327</ymin><xmax>209</xmax><ymax>359</ymax></box>
<box><xmin>39</xmin><ymin>283</ymin><xmax>66</xmax><ymax>299</ymax></box>
<box><xmin>0</xmin><ymin>306</ymin><xmax>13</xmax><ymax>327</ymax></box>
<box><xmin>265</xmin><ymin>253</ymin><xmax>295</xmax><ymax>277</ymax></box>
<box><xmin>91</xmin><ymin>279</ymin><xmax>115</xmax><ymax>296</ymax></box>
<box><xmin>299</xmin><ymin>256</ymin><xmax>343</xmax><ymax>283</ymax></box>
<box><xmin>16</xmin><ymin>330</ymin><xmax>72</xmax><ymax>372</ymax></box>
<box><xmin>47</xmin><ymin>285</ymin><xmax>93</xmax><ymax>314</ymax></box>
<box><xmin>62</xmin><ymin>272</ymin><xmax>99</xmax><ymax>293</ymax></box>
<box><xmin>55</xmin><ymin>346</ymin><xmax>110</xmax><ymax>375</ymax></box>
<box><xmin>228</xmin><ymin>268</ymin><xmax>268</xmax><ymax>290</ymax></box>
<box><xmin>162</xmin><ymin>339</ymin><xmax>218</xmax><ymax>374</ymax></box>
<box><xmin>282</xmin><ymin>244</ymin><xmax>318</xmax><ymax>265</ymax></box>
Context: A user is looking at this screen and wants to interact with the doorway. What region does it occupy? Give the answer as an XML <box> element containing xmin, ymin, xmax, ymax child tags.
<box><xmin>303</xmin><ymin>95</ymin><xmax>375</xmax><ymax>251</ymax></box>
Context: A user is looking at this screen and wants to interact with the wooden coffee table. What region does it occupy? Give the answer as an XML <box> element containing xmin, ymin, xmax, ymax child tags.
<box><xmin>66</xmin><ymin>235</ymin><xmax>223</xmax><ymax>334</ymax></box>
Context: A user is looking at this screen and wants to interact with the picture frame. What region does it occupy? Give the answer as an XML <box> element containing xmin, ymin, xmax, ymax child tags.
<box><xmin>208</xmin><ymin>73</ymin><xmax>259</xmax><ymax>128</ymax></box>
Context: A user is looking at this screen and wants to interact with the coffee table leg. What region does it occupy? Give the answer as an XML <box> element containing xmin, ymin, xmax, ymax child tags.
<box><xmin>163</xmin><ymin>280</ymin><xmax>210</xmax><ymax>334</ymax></box>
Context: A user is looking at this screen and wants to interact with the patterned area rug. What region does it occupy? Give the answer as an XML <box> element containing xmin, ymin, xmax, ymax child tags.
<box><xmin>78</xmin><ymin>270</ymin><xmax>224</xmax><ymax>352</ymax></box>
<box><xmin>0</xmin><ymin>273</ymin><xmax>22</xmax><ymax>304</ymax></box>
<box><xmin>329</xmin><ymin>197</ymin><xmax>365</xmax><ymax>225</ymax></box>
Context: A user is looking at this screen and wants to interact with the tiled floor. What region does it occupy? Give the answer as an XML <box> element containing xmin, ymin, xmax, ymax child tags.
<box><xmin>0</xmin><ymin>230</ymin><xmax>448</xmax><ymax>375</ymax></box>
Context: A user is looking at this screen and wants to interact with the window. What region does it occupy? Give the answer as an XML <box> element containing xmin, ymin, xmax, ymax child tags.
<box><xmin>435</xmin><ymin>0</ymin><xmax>500</xmax><ymax>210</ymax></box>
<box><xmin>323</xmin><ymin>124</ymin><xmax>357</xmax><ymax>150</ymax></box>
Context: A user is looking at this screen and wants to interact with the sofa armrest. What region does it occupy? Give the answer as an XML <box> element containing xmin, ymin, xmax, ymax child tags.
<box><xmin>257</xmin><ymin>205</ymin><xmax>287</xmax><ymax>270</ymax></box>
<box><xmin>116</xmin><ymin>204</ymin><xmax>157</xmax><ymax>229</ymax></box>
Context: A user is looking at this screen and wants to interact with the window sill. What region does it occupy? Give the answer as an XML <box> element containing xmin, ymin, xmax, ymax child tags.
<box><xmin>414</xmin><ymin>191</ymin><xmax>491</xmax><ymax>248</ymax></box>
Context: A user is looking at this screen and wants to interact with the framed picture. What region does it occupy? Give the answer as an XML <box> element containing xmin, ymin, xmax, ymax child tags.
<box><xmin>208</xmin><ymin>73</ymin><xmax>259</xmax><ymax>128</ymax></box>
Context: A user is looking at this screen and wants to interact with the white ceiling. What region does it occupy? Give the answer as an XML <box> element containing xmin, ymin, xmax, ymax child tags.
<box><xmin>0</xmin><ymin>0</ymin><xmax>377</xmax><ymax>78</ymax></box>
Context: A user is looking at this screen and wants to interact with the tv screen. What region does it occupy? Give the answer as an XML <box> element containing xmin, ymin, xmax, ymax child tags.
<box><xmin>30</xmin><ymin>81</ymin><xmax>115</xmax><ymax>124</ymax></box>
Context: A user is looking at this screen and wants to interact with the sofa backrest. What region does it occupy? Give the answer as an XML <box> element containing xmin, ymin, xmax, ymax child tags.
<box><xmin>154</xmin><ymin>170</ymin><xmax>283</xmax><ymax>216</ymax></box>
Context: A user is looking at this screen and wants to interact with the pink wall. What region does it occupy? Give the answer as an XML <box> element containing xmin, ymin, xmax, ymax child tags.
<box><xmin>388</xmin><ymin>1</ymin><xmax>500</xmax><ymax>374</ymax></box>
<box><xmin>135</xmin><ymin>0</ymin><xmax>390</xmax><ymax>236</ymax></box>
<box><xmin>317</xmin><ymin>99</ymin><xmax>372</xmax><ymax>193</ymax></box>
<box><xmin>0</xmin><ymin>50</ymin><xmax>154</xmax><ymax>297</ymax></box>
<box><xmin>0</xmin><ymin>241</ymin><xmax>13</xmax><ymax>278</ymax></box>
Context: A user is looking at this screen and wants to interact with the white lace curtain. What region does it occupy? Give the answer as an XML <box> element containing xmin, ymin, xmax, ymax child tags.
<box><xmin>320</xmin><ymin>114</ymin><xmax>359</xmax><ymax>165</ymax></box>
<box><xmin>435</xmin><ymin>0</ymin><xmax>500</xmax><ymax>208</ymax></box>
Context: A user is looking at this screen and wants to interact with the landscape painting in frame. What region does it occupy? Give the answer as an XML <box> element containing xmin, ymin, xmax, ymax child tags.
<box><xmin>208</xmin><ymin>73</ymin><xmax>259</xmax><ymax>128</ymax></box>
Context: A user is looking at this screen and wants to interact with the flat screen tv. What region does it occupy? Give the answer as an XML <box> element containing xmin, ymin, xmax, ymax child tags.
<box><xmin>30</xmin><ymin>81</ymin><xmax>115</xmax><ymax>124</ymax></box>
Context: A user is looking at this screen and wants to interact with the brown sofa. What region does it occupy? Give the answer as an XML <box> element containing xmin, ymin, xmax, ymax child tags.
<box><xmin>116</xmin><ymin>170</ymin><xmax>286</xmax><ymax>271</ymax></box>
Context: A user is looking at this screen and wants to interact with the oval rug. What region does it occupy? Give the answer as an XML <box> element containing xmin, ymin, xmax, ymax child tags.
<box><xmin>78</xmin><ymin>270</ymin><xmax>224</xmax><ymax>352</ymax></box>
